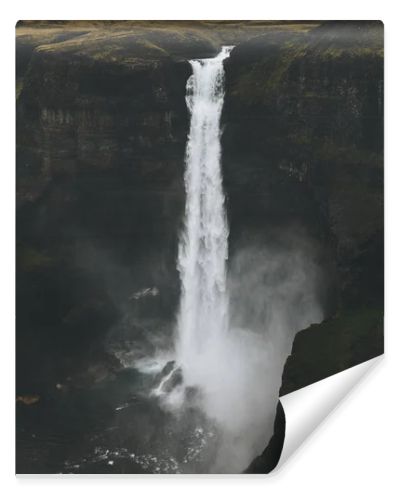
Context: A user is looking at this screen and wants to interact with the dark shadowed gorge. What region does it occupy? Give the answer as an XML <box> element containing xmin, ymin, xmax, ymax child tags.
<box><xmin>16</xmin><ymin>21</ymin><xmax>383</xmax><ymax>473</ymax></box>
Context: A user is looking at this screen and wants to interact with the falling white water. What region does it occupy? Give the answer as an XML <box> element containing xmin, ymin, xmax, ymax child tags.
<box><xmin>175</xmin><ymin>46</ymin><xmax>233</xmax><ymax>389</ymax></box>
<box><xmin>153</xmin><ymin>46</ymin><xmax>324</xmax><ymax>472</ymax></box>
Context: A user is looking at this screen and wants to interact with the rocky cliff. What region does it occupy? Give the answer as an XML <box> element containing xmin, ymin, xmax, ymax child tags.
<box><xmin>16</xmin><ymin>23</ymin><xmax>223</xmax><ymax>393</ymax></box>
<box><xmin>222</xmin><ymin>21</ymin><xmax>383</xmax><ymax>393</ymax></box>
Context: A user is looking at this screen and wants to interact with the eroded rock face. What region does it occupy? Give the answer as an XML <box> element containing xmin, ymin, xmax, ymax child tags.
<box><xmin>222</xmin><ymin>21</ymin><xmax>383</xmax><ymax>390</ymax></box>
<box><xmin>16</xmin><ymin>26</ymin><xmax>210</xmax><ymax>394</ymax></box>
<box><xmin>224</xmin><ymin>21</ymin><xmax>383</xmax><ymax>300</ymax></box>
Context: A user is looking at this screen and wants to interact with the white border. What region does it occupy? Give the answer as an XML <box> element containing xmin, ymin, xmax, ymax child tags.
<box><xmin>277</xmin><ymin>356</ymin><xmax>383</xmax><ymax>469</ymax></box>
<box><xmin>3</xmin><ymin>2</ymin><xmax>399</xmax><ymax>498</ymax></box>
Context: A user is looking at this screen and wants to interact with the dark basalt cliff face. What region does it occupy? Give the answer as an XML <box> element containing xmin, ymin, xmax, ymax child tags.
<box><xmin>222</xmin><ymin>21</ymin><xmax>383</xmax><ymax>394</ymax></box>
<box><xmin>16</xmin><ymin>25</ymin><xmax>226</xmax><ymax>393</ymax></box>
<box><xmin>16</xmin><ymin>21</ymin><xmax>383</xmax><ymax>409</ymax></box>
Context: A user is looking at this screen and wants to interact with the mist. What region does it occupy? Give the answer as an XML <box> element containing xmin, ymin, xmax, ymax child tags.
<box><xmin>173</xmin><ymin>233</ymin><xmax>324</xmax><ymax>472</ymax></box>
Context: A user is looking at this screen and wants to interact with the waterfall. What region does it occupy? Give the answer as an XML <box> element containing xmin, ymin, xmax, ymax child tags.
<box><xmin>175</xmin><ymin>46</ymin><xmax>233</xmax><ymax>388</ymax></box>
<box><xmin>150</xmin><ymin>46</ymin><xmax>323</xmax><ymax>472</ymax></box>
